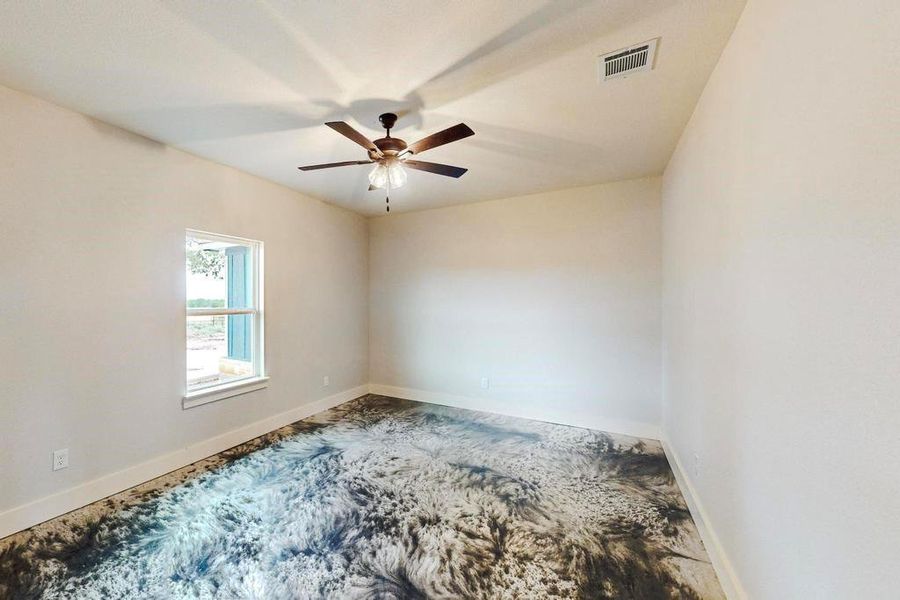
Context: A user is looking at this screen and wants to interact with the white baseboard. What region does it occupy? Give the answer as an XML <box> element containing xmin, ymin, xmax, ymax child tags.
<box><xmin>0</xmin><ymin>385</ymin><xmax>367</xmax><ymax>540</ymax></box>
<box><xmin>368</xmin><ymin>383</ymin><xmax>661</xmax><ymax>440</ymax></box>
<box><xmin>661</xmin><ymin>436</ymin><xmax>746</xmax><ymax>600</ymax></box>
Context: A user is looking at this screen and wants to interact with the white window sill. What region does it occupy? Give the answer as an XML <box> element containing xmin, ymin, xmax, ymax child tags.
<box><xmin>183</xmin><ymin>376</ymin><xmax>269</xmax><ymax>409</ymax></box>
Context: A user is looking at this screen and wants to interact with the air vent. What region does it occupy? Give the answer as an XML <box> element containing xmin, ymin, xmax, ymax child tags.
<box><xmin>599</xmin><ymin>38</ymin><xmax>658</xmax><ymax>81</ymax></box>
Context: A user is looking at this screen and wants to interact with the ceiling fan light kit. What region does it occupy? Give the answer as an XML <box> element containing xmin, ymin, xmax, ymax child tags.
<box><xmin>367</xmin><ymin>160</ymin><xmax>407</xmax><ymax>190</ymax></box>
<box><xmin>298</xmin><ymin>112</ymin><xmax>474</xmax><ymax>213</ymax></box>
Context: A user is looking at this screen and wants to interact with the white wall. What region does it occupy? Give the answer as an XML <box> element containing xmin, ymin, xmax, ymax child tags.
<box><xmin>369</xmin><ymin>178</ymin><xmax>662</xmax><ymax>437</ymax></box>
<box><xmin>0</xmin><ymin>85</ymin><xmax>368</xmax><ymax>516</ymax></box>
<box><xmin>661</xmin><ymin>0</ymin><xmax>900</xmax><ymax>597</ymax></box>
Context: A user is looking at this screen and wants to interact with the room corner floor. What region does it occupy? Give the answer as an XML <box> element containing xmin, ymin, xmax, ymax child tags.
<box><xmin>0</xmin><ymin>395</ymin><xmax>723</xmax><ymax>599</ymax></box>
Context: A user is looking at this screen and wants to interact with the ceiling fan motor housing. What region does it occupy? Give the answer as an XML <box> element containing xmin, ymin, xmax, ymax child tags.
<box><xmin>370</xmin><ymin>136</ymin><xmax>408</xmax><ymax>159</ymax></box>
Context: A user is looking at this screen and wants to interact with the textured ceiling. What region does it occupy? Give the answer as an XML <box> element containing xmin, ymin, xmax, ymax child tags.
<box><xmin>0</xmin><ymin>0</ymin><xmax>745</xmax><ymax>215</ymax></box>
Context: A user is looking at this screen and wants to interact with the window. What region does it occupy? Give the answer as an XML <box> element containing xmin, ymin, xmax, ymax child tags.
<box><xmin>184</xmin><ymin>230</ymin><xmax>265</xmax><ymax>407</ymax></box>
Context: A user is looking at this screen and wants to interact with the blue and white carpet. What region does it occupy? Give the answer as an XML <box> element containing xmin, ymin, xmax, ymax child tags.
<box><xmin>0</xmin><ymin>395</ymin><xmax>722</xmax><ymax>599</ymax></box>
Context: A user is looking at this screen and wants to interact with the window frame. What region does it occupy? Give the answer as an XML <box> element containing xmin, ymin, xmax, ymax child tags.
<box><xmin>183</xmin><ymin>229</ymin><xmax>266</xmax><ymax>409</ymax></box>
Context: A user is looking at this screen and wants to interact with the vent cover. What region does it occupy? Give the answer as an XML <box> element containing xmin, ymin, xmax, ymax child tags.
<box><xmin>599</xmin><ymin>38</ymin><xmax>658</xmax><ymax>81</ymax></box>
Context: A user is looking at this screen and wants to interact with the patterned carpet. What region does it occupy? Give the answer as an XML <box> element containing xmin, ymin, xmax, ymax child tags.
<box><xmin>0</xmin><ymin>395</ymin><xmax>722</xmax><ymax>599</ymax></box>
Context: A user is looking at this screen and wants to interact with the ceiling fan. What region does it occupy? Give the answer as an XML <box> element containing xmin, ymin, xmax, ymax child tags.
<box><xmin>298</xmin><ymin>113</ymin><xmax>474</xmax><ymax>212</ymax></box>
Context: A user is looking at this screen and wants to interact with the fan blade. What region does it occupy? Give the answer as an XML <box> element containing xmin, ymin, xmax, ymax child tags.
<box><xmin>404</xmin><ymin>123</ymin><xmax>474</xmax><ymax>155</ymax></box>
<box><xmin>403</xmin><ymin>160</ymin><xmax>468</xmax><ymax>178</ymax></box>
<box><xmin>368</xmin><ymin>184</ymin><xmax>378</xmax><ymax>191</ymax></box>
<box><xmin>298</xmin><ymin>160</ymin><xmax>372</xmax><ymax>171</ymax></box>
<box><xmin>325</xmin><ymin>121</ymin><xmax>382</xmax><ymax>156</ymax></box>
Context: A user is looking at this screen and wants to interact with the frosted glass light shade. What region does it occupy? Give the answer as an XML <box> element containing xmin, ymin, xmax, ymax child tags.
<box><xmin>369</xmin><ymin>160</ymin><xmax>407</xmax><ymax>190</ymax></box>
<box><xmin>387</xmin><ymin>162</ymin><xmax>407</xmax><ymax>188</ymax></box>
<box><xmin>368</xmin><ymin>163</ymin><xmax>388</xmax><ymax>188</ymax></box>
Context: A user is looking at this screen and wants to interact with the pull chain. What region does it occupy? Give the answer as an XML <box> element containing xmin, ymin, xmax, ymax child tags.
<box><xmin>385</xmin><ymin>176</ymin><xmax>391</xmax><ymax>213</ymax></box>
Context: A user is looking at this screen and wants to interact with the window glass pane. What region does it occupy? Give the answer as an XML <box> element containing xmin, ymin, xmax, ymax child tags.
<box><xmin>187</xmin><ymin>315</ymin><xmax>255</xmax><ymax>390</ymax></box>
<box><xmin>186</xmin><ymin>235</ymin><xmax>253</xmax><ymax>309</ymax></box>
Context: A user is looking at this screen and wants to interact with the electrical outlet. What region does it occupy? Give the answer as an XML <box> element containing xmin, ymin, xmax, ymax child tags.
<box><xmin>53</xmin><ymin>448</ymin><xmax>69</xmax><ymax>471</ymax></box>
<box><xmin>480</xmin><ymin>377</ymin><xmax>490</xmax><ymax>390</ymax></box>
<box><xmin>323</xmin><ymin>375</ymin><xmax>330</xmax><ymax>387</ymax></box>
<box><xmin>693</xmin><ymin>452</ymin><xmax>701</xmax><ymax>478</ymax></box>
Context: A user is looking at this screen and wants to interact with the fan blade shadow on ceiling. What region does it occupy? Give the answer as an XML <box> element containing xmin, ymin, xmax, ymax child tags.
<box><xmin>435</xmin><ymin>117</ymin><xmax>605</xmax><ymax>171</ymax></box>
<box><xmin>100</xmin><ymin>95</ymin><xmax>426</xmax><ymax>145</ymax></box>
<box><xmin>98</xmin><ymin>103</ymin><xmax>326</xmax><ymax>144</ymax></box>
<box><xmin>410</xmin><ymin>0</ymin><xmax>678</xmax><ymax>110</ymax></box>
<box><xmin>311</xmin><ymin>95</ymin><xmax>425</xmax><ymax>133</ymax></box>
<box><xmin>159</xmin><ymin>0</ymin><xmax>354</xmax><ymax>97</ymax></box>
<box><xmin>123</xmin><ymin>1</ymin><xmax>679</xmax><ymax>145</ymax></box>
